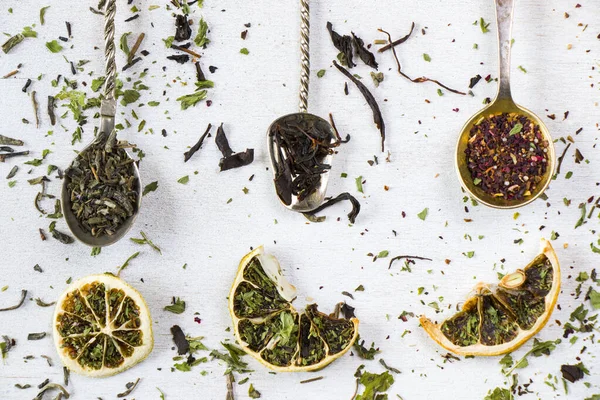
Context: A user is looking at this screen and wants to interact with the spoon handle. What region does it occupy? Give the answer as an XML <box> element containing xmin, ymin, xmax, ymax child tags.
<box><xmin>299</xmin><ymin>0</ymin><xmax>310</xmax><ymax>113</ymax></box>
<box><xmin>100</xmin><ymin>0</ymin><xmax>117</xmax><ymax>140</ymax></box>
<box><xmin>495</xmin><ymin>0</ymin><xmax>515</xmax><ymax>100</ymax></box>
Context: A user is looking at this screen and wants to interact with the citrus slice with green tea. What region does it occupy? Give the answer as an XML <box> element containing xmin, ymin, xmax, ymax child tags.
<box><xmin>229</xmin><ymin>246</ymin><xmax>359</xmax><ymax>372</ymax></box>
<box><xmin>420</xmin><ymin>238</ymin><xmax>560</xmax><ymax>356</ymax></box>
<box><xmin>53</xmin><ymin>274</ymin><xmax>153</xmax><ymax>377</ymax></box>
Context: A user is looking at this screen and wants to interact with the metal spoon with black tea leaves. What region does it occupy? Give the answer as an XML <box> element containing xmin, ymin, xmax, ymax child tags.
<box><xmin>61</xmin><ymin>0</ymin><xmax>141</xmax><ymax>247</ymax></box>
<box><xmin>267</xmin><ymin>0</ymin><xmax>342</xmax><ymax>213</ymax></box>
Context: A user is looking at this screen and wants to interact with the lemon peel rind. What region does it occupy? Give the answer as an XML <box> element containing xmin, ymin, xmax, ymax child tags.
<box><xmin>420</xmin><ymin>238</ymin><xmax>560</xmax><ymax>356</ymax></box>
<box><xmin>52</xmin><ymin>273</ymin><xmax>154</xmax><ymax>378</ymax></box>
<box><xmin>229</xmin><ymin>246</ymin><xmax>359</xmax><ymax>372</ymax></box>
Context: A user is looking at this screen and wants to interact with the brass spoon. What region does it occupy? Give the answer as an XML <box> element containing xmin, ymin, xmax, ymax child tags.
<box><xmin>61</xmin><ymin>0</ymin><xmax>141</xmax><ymax>247</ymax></box>
<box><xmin>267</xmin><ymin>0</ymin><xmax>337</xmax><ymax>213</ymax></box>
<box><xmin>455</xmin><ymin>0</ymin><xmax>555</xmax><ymax>209</ymax></box>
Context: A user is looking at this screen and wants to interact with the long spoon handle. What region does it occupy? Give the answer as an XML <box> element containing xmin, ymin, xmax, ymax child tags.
<box><xmin>100</xmin><ymin>0</ymin><xmax>117</xmax><ymax>142</ymax></box>
<box><xmin>495</xmin><ymin>0</ymin><xmax>514</xmax><ymax>100</ymax></box>
<box><xmin>299</xmin><ymin>0</ymin><xmax>310</xmax><ymax>113</ymax></box>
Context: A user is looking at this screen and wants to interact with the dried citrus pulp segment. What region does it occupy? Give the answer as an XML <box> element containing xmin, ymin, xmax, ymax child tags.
<box><xmin>229</xmin><ymin>246</ymin><xmax>359</xmax><ymax>372</ymax></box>
<box><xmin>52</xmin><ymin>274</ymin><xmax>153</xmax><ymax>377</ymax></box>
<box><xmin>420</xmin><ymin>239</ymin><xmax>560</xmax><ymax>356</ymax></box>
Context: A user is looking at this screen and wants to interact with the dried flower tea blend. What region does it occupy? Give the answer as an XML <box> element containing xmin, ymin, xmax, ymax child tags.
<box><xmin>465</xmin><ymin>113</ymin><xmax>550</xmax><ymax>200</ymax></box>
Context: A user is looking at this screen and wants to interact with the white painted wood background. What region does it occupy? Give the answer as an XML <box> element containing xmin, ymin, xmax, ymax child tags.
<box><xmin>1</xmin><ymin>0</ymin><xmax>599</xmax><ymax>399</ymax></box>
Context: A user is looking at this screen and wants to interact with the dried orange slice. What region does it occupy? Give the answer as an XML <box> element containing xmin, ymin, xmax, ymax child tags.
<box><xmin>52</xmin><ymin>274</ymin><xmax>153</xmax><ymax>377</ymax></box>
<box><xmin>229</xmin><ymin>246</ymin><xmax>359</xmax><ymax>372</ymax></box>
<box><xmin>420</xmin><ymin>238</ymin><xmax>560</xmax><ymax>356</ymax></box>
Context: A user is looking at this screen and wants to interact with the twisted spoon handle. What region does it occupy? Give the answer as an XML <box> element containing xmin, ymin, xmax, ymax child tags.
<box><xmin>299</xmin><ymin>0</ymin><xmax>310</xmax><ymax>113</ymax></box>
<box><xmin>103</xmin><ymin>0</ymin><xmax>117</xmax><ymax>101</ymax></box>
<box><xmin>495</xmin><ymin>0</ymin><xmax>514</xmax><ymax>100</ymax></box>
<box><xmin>100</xmin><ymin>0</ymin><xmax>117</xmax><ymax>146</ymax></box>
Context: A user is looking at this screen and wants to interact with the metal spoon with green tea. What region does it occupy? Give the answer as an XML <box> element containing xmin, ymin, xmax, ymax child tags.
<box><xmin>267</xmin><ymin>0</ymin><xmax>340</xmax><ymax>213</ymax></box>
<box><xmin>455</xmin><ymin>0</ymin><xmax>555</xmax><ymax>209</ymax></box>
<box><xmin>61</xmin><ymin>0</ymin><xmax>141</xmax><ymax>247</ymax></box>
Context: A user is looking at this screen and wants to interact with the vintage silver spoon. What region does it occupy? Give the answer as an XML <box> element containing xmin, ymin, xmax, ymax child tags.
<box><xmin>61</xmin><ymin>0</ymin><xmax>141</xmax><ymax>247</ymax></box>
<box><xmin>455</xmin><ymin>0</ymin><xmax>555</xmax><ymax>209</ymax></box>
<box><xmin>267</xmin><ymin>0</ymin><xmax>338</xmax><ymax>213</ymax></box>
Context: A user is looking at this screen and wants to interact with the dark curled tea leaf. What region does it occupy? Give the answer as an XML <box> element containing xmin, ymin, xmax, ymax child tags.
<box><xmin>215</xmin><ymin>123</ymin><xmax>234</xmax><ymax>157</ymax></box>
<box><xmin>63</xmin><ymin>367</ymin><xmax>69</xmax><ymax>386</ymax></box>
<box><xmin>215</xmin><ymin>124</ymin><xmax>254</xmax><ymax>171</ymax></box>
<box><xmin>171</xmin><ymin>325</ymin><xmax>190</xmax><ymax>355</ymax></box>
<box><xmin>38</xmin><ymin>379</ymin><xmax>50</xmax><ymax>389</ymax></box>
<box><xmin>184</xmin><ymin>123</ymin><xmax>212</xmax><ymax>162</ymax></box>
<box><xmin>174</xmin><ymin>14</ymin><xmax>192</xmax><ymax>41</ymax></box>
<box><xmin>303</xmin><ymin>192</ymin><xmax>361</xmax><ymax>224</ymax></box>
<box><xmin>469</xmin><ymin>74</ymin><xmax>482</xmax><ymax>89</ymax></box>
<box><xmin>333</xmin><ymin>61</ymin><xmax>386</xmax><ymax>151</ymax></box>
<box><xmin>561</xmin><ymin>363</ymin><xmax>586</xmax><ymax>383</ymax></box>
<box><xmin>352</xmin><ymin>32</ymin><xmax>378</xmax><ymax>69</ymax></box>
<box><xmin>0</xmin><ymin>289</ymin><xmax>27</xmax><ymax>312</ymax></box>
<box><xmin>51</xmin><ymin>228</ymin><xmax>74</xmax><ymax>244</ymax></box>
<box><xmin>388</xmin><ymin>255</ymin><xmax>432</xmax><ymax>269</ymax></box>
<box><xmin>167</xmin><ymin>54</ymin><xmax>190</xmax><ymax>64</ymax></box>
<box><xmin>326</xmin><ymin>22</ymin><xmax>355</xmax><ymax>67</ymax></box>
<box><xmin>117</xmin><ymin>377</ymin><xmax>140</xmax><ymax>397</ymax></box>
<box><xmin>28</xmin><ymin>332</ymin><xmax>47</xmax><ymax>340</ymax></box>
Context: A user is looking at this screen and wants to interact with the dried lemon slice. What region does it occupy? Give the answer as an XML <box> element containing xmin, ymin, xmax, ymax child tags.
<box><xmin>52</xmin><ymin>274</ymin><xmax>153</xmax><ymax>377</ymax></box>
<box><xmin>420</xmin><ymin>238</ymin><xmax>560</xmax><ymax>356</ymax></box>
<box><xmin>229</xmin><ymin>246</ymin><xmax>359</xmax><ymax>372</ymax></box>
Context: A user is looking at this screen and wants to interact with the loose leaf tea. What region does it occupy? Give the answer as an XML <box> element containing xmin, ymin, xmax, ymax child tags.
<box><xmin>184</xmin><ymin>123</ymin><xmax>212</xmax><ymax>162</ymax></box>
<box><xmin>215</xmin><ymin>124</ymin><xmax>254</xmax><ymax>171</ymax></box>
<box><xmin>465</xmin><ymin>113</ymin><xmax>549</xmax><ymax>200</ymax></box>
<box><xmin>333</xmin><ymin>61</ymin><xmax>386</xmax><ymax>151</ymax></box>
<box><xmin>174</xmin><ymin>14</ymin><xmax>192</xmax><ymax>41</ymax></box>
<box><xmin>303</xmin><ymin>192</ymin><xmax>361</xmax><ymax>224</ymax></box>
<box><xmin>64</xmin><ymin>131</ymin><xmax>139</xmax><ymax>237</ymax></box>
<box><xmin>269</xmin><ymin>113</ymin><xmax>341</xmax><ymax>206</ymax></box>
<box><xmin>352</xmin><ymin>32</ymin><xmax>378</xmax><ymax>70</ymax></box>
<box><xmin>326</xmin><ymin>22</ymin><xmax>355</xmax><ymax>68</ymax></box>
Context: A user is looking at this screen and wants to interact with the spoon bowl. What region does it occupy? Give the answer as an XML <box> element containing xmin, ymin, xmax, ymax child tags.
<box><xmin>268</xmin><ymin>112</ymin><xmax>335</xmax><ymax>213</ymax></box>
<box><xmin>455</xmin><ymin>98</ymin><xmax>555</xmax><ymax>209</ymax></box>
<box><xmin>61</xmin><ymin>141</ymin><xmax>142</xmax><ymax>247</ymax></box>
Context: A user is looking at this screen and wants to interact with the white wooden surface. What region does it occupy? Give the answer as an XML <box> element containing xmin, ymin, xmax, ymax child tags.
<box><xmin>1</xmin><ymin>0</ymin><xmax>599</xmax><ymax>399</ymax></box>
